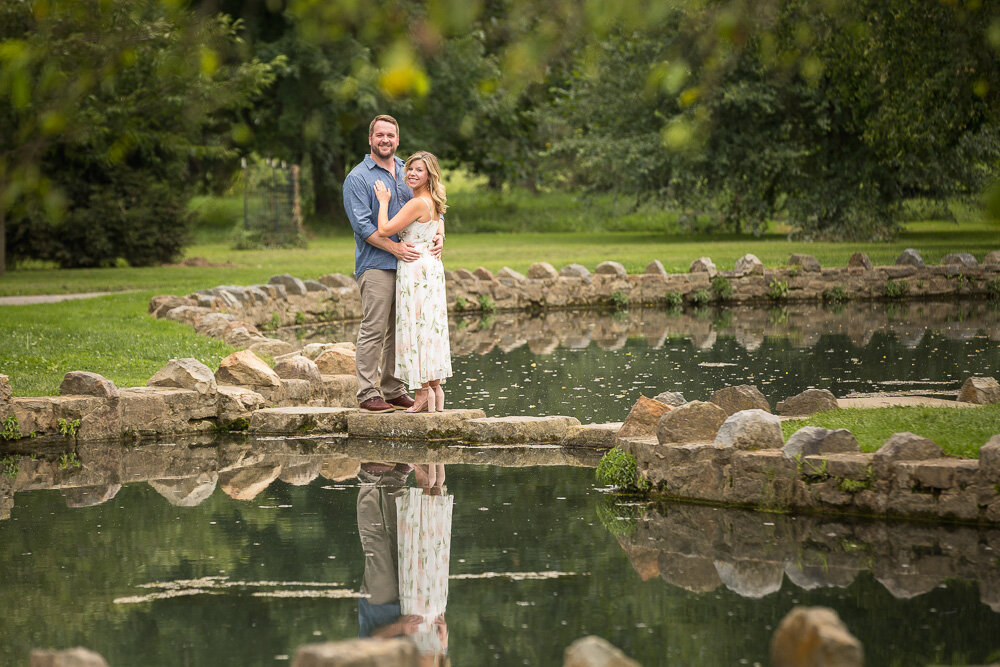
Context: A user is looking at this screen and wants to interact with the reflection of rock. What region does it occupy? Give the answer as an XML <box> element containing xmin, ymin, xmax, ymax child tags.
<box><xmin>29</xmin><ymin>647</ymin><xmax>110</xmax><ymax>667</ymax></box>
<box><xmin>149</xmin><ymin>473</ymin><xmax>218</xmax><ymax>507</ymax></box>
<box><xmin>292</xmin><ymin>638</ymin><xmax>416</xmax><ymax>666</ymax></box>
<box><xmin>61</xmin><ymin>483</ymin><xmax>122</xmax><ymax>508</ymax></box>
<box><xmin>320</xmin><ymin>456</ymin><xmax>362</xmax><ymax>481</ymax></box>
<box><xmin>873</xmin><ymin>570</ymin><xmax>941</xmax><ymax>599</ymax></box>
<box><xmin>784</xmin><ymin>560</ymin><xmax>858</xmax><ymax>590</ymax></box>
<box><xmin>219</xmin><ymin>463</ymin><xmax>282</xmax><ymax>501</ymax></box>
<box><xmin>658</xmin><ymin>552</ymin><xmax>722</xmax><ymax>593</ymax></box>
<box><xmin>714</xmin><ymin>559</ymin><xmax>784</xmax><ymax>598</ymax></box>
<box><xmin>279</xmin><ymin>461</ymin><xmax>322</xmax><ymax>486</ymax></box>
<box><xmin>527</xmin><ymin>335</ymin><xmax>560</xmax><ymax>355</ymax></box>
<box><xmin>770</xmin><ymin>606</ymin><xmax>863</xmax><ymax>667</ymax></box>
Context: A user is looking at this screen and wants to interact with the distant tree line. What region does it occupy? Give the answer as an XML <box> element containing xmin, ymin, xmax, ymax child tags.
<box><xmin>2</xmin><ymin>0</ymin><xmax>999</xmax><ymax>269</ymax></box>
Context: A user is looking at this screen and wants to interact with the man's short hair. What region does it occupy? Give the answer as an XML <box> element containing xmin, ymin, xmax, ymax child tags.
<box><xmin>368</xmin><ymin>114</ymin><xmax>399</xmax><ymax>137</ymax></box>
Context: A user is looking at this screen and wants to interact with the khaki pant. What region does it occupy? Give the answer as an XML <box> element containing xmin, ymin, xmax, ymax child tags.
<box><xmin>356</xmin><ymin>269</ymin><xmax>406</xmax><ymax>402</ymax></box>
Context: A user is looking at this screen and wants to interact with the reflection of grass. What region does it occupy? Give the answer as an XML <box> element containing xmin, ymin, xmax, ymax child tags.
<box><xmin>781</xmin><ymin>404</ymin><xmax>1000</xmax><ymax>458</ymax></box>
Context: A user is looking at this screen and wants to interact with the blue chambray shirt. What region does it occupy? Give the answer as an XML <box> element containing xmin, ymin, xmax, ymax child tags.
<box><xmin>343</xmin><ymin>154</ymin><xmax>413</xmax><ymax>278</ymax></box>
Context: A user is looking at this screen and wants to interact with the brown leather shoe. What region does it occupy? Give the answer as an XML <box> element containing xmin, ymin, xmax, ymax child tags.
<box><xmin>359</xmin><ymin>396</ymin><xmax>395</xmax><ymax>413</ymax></box>
<box><xmin>386</xmin><ymin>393</ymin><xmax>415</xmax><ymax>410</ymax></box>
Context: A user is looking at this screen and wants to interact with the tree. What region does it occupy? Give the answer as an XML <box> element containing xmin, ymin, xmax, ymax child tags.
<box><xmin>0</xmin><ymin>0</ymin><xmax>277</xmax><ymax>268</ymax></box>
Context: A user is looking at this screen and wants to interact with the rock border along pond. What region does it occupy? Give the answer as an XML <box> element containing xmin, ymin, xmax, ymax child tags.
<box><xmin>2</xmin><ymin>249</ymin><xmax>999</xmax><ymax>525</ymax></box>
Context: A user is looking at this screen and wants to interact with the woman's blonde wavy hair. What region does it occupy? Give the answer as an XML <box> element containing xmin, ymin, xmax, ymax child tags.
<box><xmin>406</xmin><ymin>151</ymin><xmax>447</xmax><ymax>218</ymax></box>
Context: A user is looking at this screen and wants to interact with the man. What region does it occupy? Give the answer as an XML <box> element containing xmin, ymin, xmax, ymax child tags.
<box><xmin>343</xmin><ymin>114</ymin><xmax>442</xmax><ymax>412</ymax></box>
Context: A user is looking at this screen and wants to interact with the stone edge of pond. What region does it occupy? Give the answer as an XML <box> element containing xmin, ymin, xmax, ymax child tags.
<box><xmin>145</xmin><ymin>252</ymin><xmax>1000</xmax><ymax>354</ymax></box>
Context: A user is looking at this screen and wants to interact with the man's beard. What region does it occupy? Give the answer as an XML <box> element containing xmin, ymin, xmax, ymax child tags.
<box><xmin>374</xmin><ymin>143</ymin><xmax>395</xmax><ymax>159</ymax></box>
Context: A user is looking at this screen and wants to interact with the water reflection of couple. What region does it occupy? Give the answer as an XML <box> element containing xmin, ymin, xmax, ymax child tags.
<box><xmin>356</xmin><ymin>462</ymin><xmax>452</xmax><ymax>665</ymax></box>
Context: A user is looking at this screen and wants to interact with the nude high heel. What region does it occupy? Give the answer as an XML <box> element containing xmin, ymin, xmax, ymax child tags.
<box><xmin>405</xmin><ymin>388</ymin><xmax>429</xmax><ymax>413</ymax></box>
<box><xmin>433</xmin><ymin>385</ymin><xmax>445</xmax><ymax>412</ymax></box>
<box><xmin>425</xmin><ymin>385</ymin><xmax>438</xmax><ymax>413</ymax></box>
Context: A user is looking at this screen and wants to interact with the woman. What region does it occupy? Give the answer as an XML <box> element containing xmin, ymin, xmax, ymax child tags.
<box><xmin>374</xmin><ymin>151</ymin><xmax>453</xmax><ymax>412</ymax></box>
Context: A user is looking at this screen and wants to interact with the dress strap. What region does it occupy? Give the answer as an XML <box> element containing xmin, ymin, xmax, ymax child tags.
<box><xmin>419</xmin><ymin>196</ymin><xmax>435</xmax><ymax>220</ymax></box>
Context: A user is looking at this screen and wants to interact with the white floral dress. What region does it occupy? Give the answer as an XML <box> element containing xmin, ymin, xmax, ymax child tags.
<box><xmin>395</xmin><ymin>204</ymin><xmax>453</xmax><ymax>390</ymax></box>
<box><xmin>396</xmin><ymin>487</ymin><xmax>453</xmax><ymax>654</ymax></box>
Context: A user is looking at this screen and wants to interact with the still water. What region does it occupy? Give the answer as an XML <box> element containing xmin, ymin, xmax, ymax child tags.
<box><xmin>3</xmin><ymin>300</ymin><xmax>1000</xmax><ymax>665</ymax></box>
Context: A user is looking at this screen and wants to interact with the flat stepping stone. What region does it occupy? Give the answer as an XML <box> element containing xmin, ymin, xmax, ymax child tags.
<box><xmin>561</xmin><ymin>422</ymin><xmax>622</xmax><ymax>449</ymax></box>
<box><xmin>462</xmin><ymin>415</ymin><xmax>581</xmax><ymax>444</ymax></box>
<box><xmin>836</xmin><ymin>397</ymin><xmax>976</xmax><ymax>409</ymax></box>
<box><xmin>249</xmin><ymin>406</ymin><xmax>357</xmax><ymax>434</ymax></box>
<box><xmin>347</xmin><ymin>409</ymin><xmax>486</xmax><ymax>440</ymax></box>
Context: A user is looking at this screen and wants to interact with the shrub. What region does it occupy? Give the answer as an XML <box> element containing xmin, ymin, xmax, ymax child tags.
<box><xmin>1</xmin><ymin>415</ymin><xmax>22</xmax><ymax>441</ymax></box>
<box><xmin>883</xmin><ymin>279</ymin><xmax>910</xmax><ymax>299</ymax></box>
<box><xmin>711</xmin><ymin>276</ymin><xmax>734</xmax><ymax>300</ymax></box>
<box><xmin>478</xmin><ymin>294</ymin><xmax>496</xmax><ymax>313</ymax></box>
<box><xmin>767</xmin><ymin>278</ymin><xmax>789</xmax><ymax>300</ymax></box>
<box><xmin>822</xmin><ymin>285</ymin><xmax>848</xmax><ymax>303</ymax></box>
<box><xmin>609</xmin><ymin>289</ymin><xmax>630</xmax><ymax>310</ymax></box>
<box><xmin>455</xmin><ymin>296</ymin><xmax>468</xmax><ymax>311</ymax></box>
<box><xmin>595</xmin><ymin>448</ymin><xmax>650</xmax><ymax>492</ymax></box>
<box><xmin>688</xmin><ymin>288</ymin><xmax>712</xmax><ymax>305</ymax></box>
<box><xmin>988</xmin><ymin>277</ymin><xmax>1000</xmax><ymax>301</ymax></box>
<box><xmin>664</xmin><ymin>291</ymin><xmax>684</xmax><ymax>308</ymax></box>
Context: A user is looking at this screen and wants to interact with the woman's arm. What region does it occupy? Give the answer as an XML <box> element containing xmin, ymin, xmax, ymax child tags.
<box><xmin>374</xmin><ymin>181</ymin><xmax>423</xmax><ymax>237</ymax></box>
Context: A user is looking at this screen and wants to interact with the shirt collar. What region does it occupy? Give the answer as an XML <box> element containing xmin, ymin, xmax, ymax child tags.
<box><xmin>364</xmin><ymin>154</ymin><xmax>404</xmax><ymax>173</ymax></box>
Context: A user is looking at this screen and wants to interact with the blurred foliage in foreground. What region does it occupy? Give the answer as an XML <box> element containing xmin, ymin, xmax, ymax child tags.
<box><xmin>2</xmin><ymin>0</ymin><xmax>1000</xmax><ymax>270</ymax></box>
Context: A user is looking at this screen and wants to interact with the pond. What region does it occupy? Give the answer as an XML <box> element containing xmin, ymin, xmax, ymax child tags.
<box><xmin>3</xmin><ymin>441</ymin><xmax>1000</xmax><ymax>666</ymax></box>
<box><xmin>3</xmin><ymin>299</ymin><xmax>1000</xmax><ymax>665</ymax></box>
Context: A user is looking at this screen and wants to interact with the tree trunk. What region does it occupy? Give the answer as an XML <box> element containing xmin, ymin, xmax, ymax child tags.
<box><xmin>0</xmin><ymin>200</ymin><xmax>6</xmax><ymax>275</ymax></box>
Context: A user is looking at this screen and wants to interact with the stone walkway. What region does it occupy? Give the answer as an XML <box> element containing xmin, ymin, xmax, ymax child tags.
<box><xmin>837</xmin><ymin>396</ymin><xmax>975</xmax><ymax>409</ymax></box>
<box><xmin>0</xmin><ymin>291</ymin><xmax>129</xmax><ymax>306</ymax></box>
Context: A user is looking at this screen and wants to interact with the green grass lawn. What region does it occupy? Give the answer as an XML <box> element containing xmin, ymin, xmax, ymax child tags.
<box><xmin>1</xmin><ymin>194</ymin><xmax>998</xmax><ymax>396</ymax></box>
<box><xmin>781</xmin><ymin>404</ymin><xmax>1000</xmax><ymax>458</ymax></box>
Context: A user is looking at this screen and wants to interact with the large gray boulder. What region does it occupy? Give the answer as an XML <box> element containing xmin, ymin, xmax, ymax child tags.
<box><xmin>274</xmin><ymin>355</ymin><xmax>323</xmax><ymax>383</ymax></box>
<box><xmin>782</xmin><ymin>426</ymin><xmax>861</xmax><ymax>461</ymax></box>
<box><xmin>593</xmin><ymin>260</ymin><xmax>628</xmax><ymax>278</ymax></box>
<box><xmin>618</xmin><ymin>396</ymin><xmax>672</xmax><ymax>439</ymax></box>
<box><xmin>646</xmin><ymin>259</ymin><xmax>668</xmax><ymax>277</ymax></box>
<box><xmin>714</xmin><ymin>409</ymin><xmax>783</xmax><ymax>450</ymax></box>
<box><xmin>789</xmin><ymin>253</ymin><xmax>821</xmax><ymax>272</ymax></box>
<box><xmin>709</xmin><ymin>384</ymin><xmax>770</xmax><ymax>415</ymax></box>
<box><xmin>689</xmin><ymin>257</ymin><xmax>717</xmax><ymax>277</ymax></box>
<box><xmin>978</xmin><ymin>435</ymin><xmax>1000</xmax><ymax>482</ymax></box>
<box><xmin>654</xmin><ymin>391</ymin><xmax>687</xmax><ymax>407</ymax></box>
<box><xmin>317</xmin><ymin>273</ymin><xmax>355</xmax><ymax>288</ymax></box>
<box><xmin>214</xmin><ymin>350</ymin><xmax>280</xmax><ymax>388</ymax></box>
<box><xmin>560</xmin><ymin>263</ymin><xmax>591</xmax><ymax>279</ymax></box>
<box><xmin>958</xmin><ymin>376</ymin><xmax>1000</xmax><ymax>404</ymax></box>
<box><xmin>734</xmin><ymin>253</ymin><xmax>764</xmax><ymax>276</ymax></box>
<box><xmin>770</xmin><ymin>606</ymin><xmax>863</xmax><ymax>667</ymax></box>
<box><xmin>776</xmin><ymin>388</ymin><xmax>838</xmax><ymax>416</ymax></box>
<box><xmin>59</xmin><ymin>371</ymin><xmax>119</xmax><ymax>399</ymax></box>
<box><xmin>314</xmin><ymin>348</ymin><xmax>357</xmax><ymax>375</ymax></box>
<box><xmin>873</xmin><ymin>432</ymin><xmax>943</xmax><ymax>472</ymax></box>
<box><xmin>564</xmin><ymin>636</ymin><xmax>640</xmax><ymax>667</ymax></box>
<box><xmin>895</xmin><ymin>248</ymin><xmax>924</xmax><ymax>267</ymax></box>
<box><xmin>527</xmin><ymin>262</ymin><xmax>559</xmax><ymax>280</ymax></box>
<box><xmin>847</xmin><ymin>252</ymin><xmax>873</xmax><ymax>270</ymax></box>
<box><xmin>269</xmin><ymin>273</ymin><xmax>308</xmax><ymax>295</ymax></box>
<box><xmin>147</xmin><ymin>358</ymin><xmax>218</xmax><ymax>396</ymax></box>
<box><xmin>940</xmin><ymin>252</ymin><xmax>978</xmax><ymax>268</ymax></box>
<box><xmin>657</xmin><ymin>400</ymin><xmax>728</xmax><ymax>444</ymax></box>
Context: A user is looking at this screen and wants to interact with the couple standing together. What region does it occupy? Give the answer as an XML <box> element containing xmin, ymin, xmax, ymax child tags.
<box><xmin>343</xmin><ymin>114</ymin><xmax>453</xmax><ymax>414</ymax></box>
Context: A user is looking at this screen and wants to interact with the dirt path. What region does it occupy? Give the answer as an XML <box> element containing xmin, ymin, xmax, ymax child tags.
<box><xmin>836</xmin><ymin>396</ymin><xmax>973</xmax><ymax>409</ymax></box>
<box><xmin>0</xmin><ymin>291</ymin><xmax>131</xmax><ymax>306</ymax></box>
